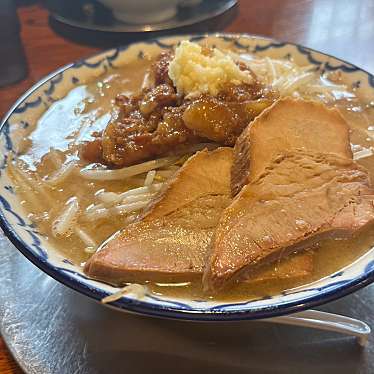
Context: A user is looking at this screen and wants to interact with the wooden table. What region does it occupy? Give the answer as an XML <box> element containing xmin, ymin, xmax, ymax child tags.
<box><xmin>1</xmin><ymin>0</ymin><xmax>374</xmax><ymax>372</ymax></box>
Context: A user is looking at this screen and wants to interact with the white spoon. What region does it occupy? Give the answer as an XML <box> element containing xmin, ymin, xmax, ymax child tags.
<box><xmin>265</xmin><ymin>309</ymin><xmax>371</xmax><ymax>346</ymax></box>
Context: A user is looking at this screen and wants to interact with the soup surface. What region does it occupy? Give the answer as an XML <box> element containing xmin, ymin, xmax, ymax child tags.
<box><xmin>8</xmin><ymin>42</ymin><xmax>374</xmax><ymax>301</ymax></box>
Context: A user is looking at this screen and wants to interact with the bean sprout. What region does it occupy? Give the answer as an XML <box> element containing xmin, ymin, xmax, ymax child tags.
<box><xmin>52</xmin><ymin>198</ymin><xmax>79</xmax><ymax>237</ymax></box>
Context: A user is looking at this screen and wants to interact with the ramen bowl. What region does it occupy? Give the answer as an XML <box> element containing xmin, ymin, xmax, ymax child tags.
<box><xmin>1</xmin><ymin>34</ymin><xmax>374</xmax><ymax>320</ymax></box>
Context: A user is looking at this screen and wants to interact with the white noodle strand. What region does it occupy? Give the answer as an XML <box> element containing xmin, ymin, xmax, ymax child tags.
<box><xmin>80</xmin><ymin>156</ymin><xmax>179</xmax><ymax>181</ymax></box>
<box><xmin>52</xmin><ymin>198</ymin><xmax>79</xmax><ymax>237</ymax></box>
<box><xmin>90</xmin><ymin>184</ymin><xmax>163</xmax><ymax>213</ymax></box>
<box><xmin>101</xmin><ymin>284</ymin><xmax>147</xmax><ymax>303</ymax></box>
<box><xmin>353</xmin><ymin>148</ymin><xmax>373</xmax><ymax>160</ymax></box>
<box><xmin>84</xmin><ymin>199</ymin><xmax>151</xmax><ymax>221</ymax></box>
<box><xmin>89</xmin><ymin>192</ymin><xmax>155</xmax><ymax>214</ymax></box>
<box><xmin>45</xmin><ymin>162</ymin><xmax>77</xmax><ymax>186</ymax></box>
<box><xmin>230</xmin><ymin>51</ymin><xmax>352</xmax><ymax>101</ymax></box>
<box><xmin>79</xmin><ymin>143</ymin><xmax>219</xmax><ymax>181</ymax></box>
<box><xmin>15</xmin><ymin>161</ymin><xmax>54</xmax><ymax>204</ymax></box>
<box><xmin>74</xmin><ymin>226</ymin><xmax>96</xmax><ymax>247</ymax></box>
<box><xmin>144</xmin><ymin>170</ymin><xmax>156</xmax><ymax>186</ymax></box>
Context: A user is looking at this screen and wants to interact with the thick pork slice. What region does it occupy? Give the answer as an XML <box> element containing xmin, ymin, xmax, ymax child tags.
<box><xmin>231</xmin><ymin>98</ymin><xmax>352</xmax><ymax>196</ymax></box>
<box><xmin>84</xmin><ymin>148</ymin><xmax>233</xmax><ymax>284</ymax></box>
<box><xmin>84</xmin><ymin>147</ymin><xmax>313</xmax><ymax>286</ymax></box>
<box><xmin>204</xmin><ymin>150</ymin><xmax>374</xmax><ymax>292</ymax></box>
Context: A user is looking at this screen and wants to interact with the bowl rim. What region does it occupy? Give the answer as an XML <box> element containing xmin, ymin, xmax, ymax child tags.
<box><xmin>1</xmin><ymin>32</ymin><xmax>374</xmax><ymax>321</ymax></box>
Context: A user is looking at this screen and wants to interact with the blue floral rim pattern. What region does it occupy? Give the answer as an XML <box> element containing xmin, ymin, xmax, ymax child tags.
<box><xmin>1</xmin><ymin>33</ymin><xmax>374</xmax><ymax>321</ymax></box>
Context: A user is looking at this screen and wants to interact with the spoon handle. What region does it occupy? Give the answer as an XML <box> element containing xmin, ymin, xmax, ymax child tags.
<box><xmin>264</xmin><ymin>309</ymin><xmax>371</xmax><ymax>346</ymax></box>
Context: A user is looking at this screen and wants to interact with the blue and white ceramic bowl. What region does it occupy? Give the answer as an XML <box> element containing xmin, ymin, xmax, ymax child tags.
<box><xmin>1</xmin><ymin>34</ymin><xmax>374</xmax><ymax>320</ymax></box>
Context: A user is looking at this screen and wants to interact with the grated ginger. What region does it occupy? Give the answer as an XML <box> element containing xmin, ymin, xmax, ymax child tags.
<box><xmin>168</xmin><ymin>40</ymin><xmax>252</xmax><ymax>98</ymax></box>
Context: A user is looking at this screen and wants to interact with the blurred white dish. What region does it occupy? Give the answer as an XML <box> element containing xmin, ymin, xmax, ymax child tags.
<box><xmin>99</xmin><ymin>0</ymin><xmax>179</xmax><ymax>24</ymax></box>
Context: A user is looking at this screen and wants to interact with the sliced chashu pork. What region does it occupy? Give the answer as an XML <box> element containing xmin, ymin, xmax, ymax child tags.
<box><xmin>84</xmin><ymin>147</ymin><xmax>313</xmax><ymax>285</ymax></box>
<box><xmin>203</xmin><ymin>98</ymin><xmax>372</xmax><ymax>292</ymax></box>
<box><xmin>204</xmin><ymin>150</ymin><xmax>374</xmax><ymax>292</ymax></box>
<box><xmin>84</xmin><ymin>148</ymin><xmax>233</xmax><ymax>284</ymax></box>
<box><xmin>231</xmin><ymin>98</ymin><xmax>353</xmax><ymax>196</ymax></box>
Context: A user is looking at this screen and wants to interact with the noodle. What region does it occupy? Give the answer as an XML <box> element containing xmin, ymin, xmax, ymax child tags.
<box><xmin>45</xmin><ymin>161</ymin><xmax>77</xmax><ymax>186</ymax></box>
<box><xmin>101</xmin><ymin>283</ymin><xmax>147</xmax><ymax>303</ymax></box>
<box><xmin>7</xmin><ymin>160</ymin><xmax>52</xmax><ymax>212</ymax></box>
<box><xmin>230</xmin><ymin>51</ymin><xmax>352</xmax><ymax>101</ymax></box>
<box><xmin>156</xmin><ymin>170</ymin><xmax>177</xmax><ymax>179</ymax></box>
<box><xmin>119</xmin><ymin>192</ymin><xmax>154</xmax><ymax>205</ymax></box>
<box><xmin>79</xmin><ymin>143</ymin><xmax>219</xmax><ymax>181</ymax></box>
<box><xmin>83</xmin><ymin>199</ymin><xmax>151</xmax><ymax>221</ymax></box>
<box><xmin>14</xmin><ymin>161</ymin><xmax>54</xmax><ymax>205</ymax></box>
<box><xmin>115</xmin><ymin>200</ymin><xmax>150</xmax><ymax>214</ymax></box>
<box><xmin>74</xmin><ymin>227</ymin><xmax>96</xmax><ymax>248</ymax></box>
<box><xmin>92</xmin><ymin>184</ymin><xmax>164</xmax><ymax>210</ymax></box>
<box><xmin>265</xmin><ymin>57</ymin><xmax>277</xmax><ymax>83</ymax></box>
<box><xmin>52</xmin><ymin>198</ymin><xmax>79</xmax><ymax>237</ymax></box>
<box><xmin>144</xmin><ymin>170</ymin><xmax>156</xmax><ymax>186</ymax></box>
<box><xmin>281</xmin><ymin>72</ymin><xmax>315</xmax><ymax>95</ymax></box>
<box><xmin>97</xmin><ymin>191</ymin><xmax>121</xmax><ymax>205</ymax></box>
<box><xmin>80</xmin><ymin>156</ymin><xmax>179</xmax><ymax>181</ymax></box>
<box><xmin>103</xmin><ymin>183</ymin><xmax>163</xmax><ymax>203</ymax></box>
<box><xmin>88</xmin><ymin>192</ymin><xmax>155</xmax><ymax>215</ymax></box>
<box><xmin>84</xmin><ymin>247</ymin><xmax>97</xmax><ymax>254</ymax></box>
<box><xmin>353</xmin><ymin>148</ymin><xmax>373</xmax><ymax>160</ymax></box>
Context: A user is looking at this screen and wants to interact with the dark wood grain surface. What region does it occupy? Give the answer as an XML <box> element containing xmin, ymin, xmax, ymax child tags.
<box><xmin>1</xmin><ymin>0</ymin><xmax>374</xmax><ymax>372</ymax></box>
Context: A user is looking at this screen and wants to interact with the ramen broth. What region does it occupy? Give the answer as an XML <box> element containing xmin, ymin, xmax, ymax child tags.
<box><xmin>8</xmin><ymin>50</ymin><xmax>374</xmax><ymax>301</ymax></box>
